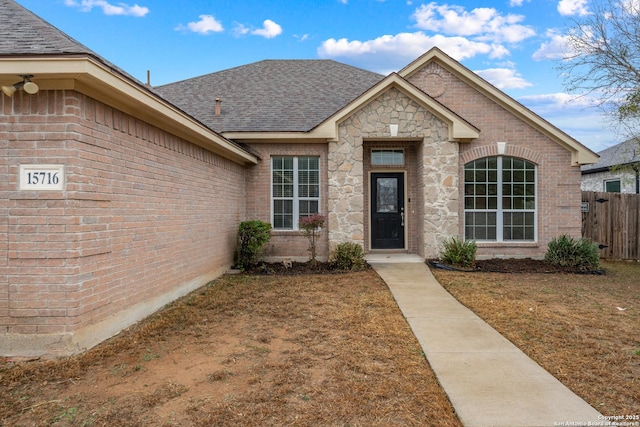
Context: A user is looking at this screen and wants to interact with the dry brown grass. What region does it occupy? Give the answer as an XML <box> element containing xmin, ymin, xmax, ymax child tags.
<box><xmin>431</xmin><ymin>259</ymin><xmax>640</xmax><ymax>416</ymax></box>
<box><xmin>0</xmin><ymin>269</ymin><xmax>461</xmax><ymax>427</ymax></box>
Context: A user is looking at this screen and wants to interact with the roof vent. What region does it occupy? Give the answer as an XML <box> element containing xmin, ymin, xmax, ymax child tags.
<box><xmin>215</xmin><ymin>98</ymin><xmax>222</xmax><ymax>116</ymax></box>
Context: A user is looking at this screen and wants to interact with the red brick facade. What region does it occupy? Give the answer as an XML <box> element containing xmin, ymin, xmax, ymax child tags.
<box><xmin>408</xmin><ymin>63</ymin><xmax>583</xmax><ymax>258</ymax></box>
<box><xmin>1</xmin><ymin>90</ymin><xmax>247</xmax><ymax>356</ymax></box>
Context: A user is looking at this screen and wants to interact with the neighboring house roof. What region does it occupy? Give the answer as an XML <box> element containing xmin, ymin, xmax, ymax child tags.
<box><xmin>581</xmin><ymin>138</ymin><xmax>640</xmax><ymax>174</ymax></box>
<box><xmin>0</xmin><ymin>0</ymin><xmax>257</xmax><ymax>165</ymax></box>
<box><xmin>156</xmin><ymin>60</ymin><xmax>385</xmax><ymax>133</ymax></box>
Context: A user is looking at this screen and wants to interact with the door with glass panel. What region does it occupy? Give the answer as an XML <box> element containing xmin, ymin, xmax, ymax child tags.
<box><xmin>371</xmin><ymin>172</ymin><xmax>405</xmax><ymax>249</ymax></box>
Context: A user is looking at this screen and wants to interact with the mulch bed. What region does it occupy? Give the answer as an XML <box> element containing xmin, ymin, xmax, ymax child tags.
<box><xmin>429</xmin><ymin>258</ymin><xmax>606</xmax><ymax>274</ymax></box>
<box><xmin>245</xmin><ymin>258</ymin><xmax>605</xmax><ymax>275</ymax></box>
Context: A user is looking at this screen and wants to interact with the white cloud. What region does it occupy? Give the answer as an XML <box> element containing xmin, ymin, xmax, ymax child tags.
<box><xmin>233</xmin><ymin>23</ymin><xmax>250</xmax><ymax>36</ymax></box>
<box><xmin>318</xmin><ymin>31</ymin><xmax>509</xmax><ymax>72</ymax></box>
<box><xmin>176</xmin><ymin>15</ymin><xmax>224</xmax><ymax>34</ymax></box>
<box><xmin>475</xmin><ymin>67</ymin><xmax>532</xmax><ymax>89</ymax></box>
<box><xmin>532</xmin><ymin>30</ymin><xmax>571</xmax><ymax>60</ymax></box>
<box><xmin>412</xmin><ymin>3</ymin><xmax>535</xmax><ymax>44</ymax></box>
<box><xmin>510</xmin><ymin>0</ymin><xmax>524</xmax><ymax>6</ymax></box>
<box><xmin>557</xmin><ymin>0</ymin><xmax>590</xmax><ymax>16</ymax></box>
<box><xmin>64</xmin><ymin>0</ymin><xmax>149</xmax><ymax>17</ymax></box>
<box><xmin>251</xmin><ymin>20</ymin><xmax>283</xmax><ymax>38</ymax></box>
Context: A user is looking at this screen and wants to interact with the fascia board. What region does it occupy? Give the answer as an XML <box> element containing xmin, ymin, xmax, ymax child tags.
<box><xmin>312</xmin><ymin>74</ymin><xmax>479</xmax><ymax>142</ymax></box>
<box><xmin>399</xmin><ymin>49</ymin><xmax>599</xmax><ymax>166</ymax></box>
<box><xmin>1</xmin><ymin>57</ymin><xmax>258</xmax><ymax>165</ymax></box>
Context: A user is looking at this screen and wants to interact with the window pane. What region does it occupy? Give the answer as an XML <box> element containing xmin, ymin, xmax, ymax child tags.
<box><xmin>299</xmin><ymin>200</ymin><xmax>319</xmax><ymax>218</ymax></box>
<box><xmin>605</xmin><ymin>180</ymin><xmax>621</xmax><ymax>192</ymax></box>
<box><xmin>272</xmin><ymin>156</ymin><xmax>320</xmax><ymax>230</ymax></box>
<box><xmin>465</xmin><ymin>156</ymin><xmax>536</xmax><ymax>242</ymax></box>
<box><xmin>372</xmin><ymin>149</ymin><xmax>404</xmax><ymax>165</ymax></box>
<box><xmin>274</xmin><ymin>200</ymin><xmax>293</xmax><ymax>229</ymax></box>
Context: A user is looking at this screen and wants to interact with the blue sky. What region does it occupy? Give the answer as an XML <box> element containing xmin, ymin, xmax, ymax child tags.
<box><xmin>15</xmin><ymin>0</ymin><xmax>617</xmax><ymax>152</ymax></box>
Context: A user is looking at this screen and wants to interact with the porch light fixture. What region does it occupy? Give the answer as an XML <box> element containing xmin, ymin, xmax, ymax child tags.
<box><xmin>2</xmin><ymin>75</ymin><xmax>39</xmax><ymax>97</ymax></box>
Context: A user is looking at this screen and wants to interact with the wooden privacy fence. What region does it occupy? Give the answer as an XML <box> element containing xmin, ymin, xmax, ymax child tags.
<box><xmin>582</xmin><ymin>191</ymin><xmax>640</xmax><ymax>260</ymax></box>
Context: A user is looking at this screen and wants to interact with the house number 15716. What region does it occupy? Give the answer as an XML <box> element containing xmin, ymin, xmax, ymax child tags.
<box><xmin>19</xmin><ymin>165</ymin><xmax>65</xmax><ymax>191</ymax></box>
<box><xmin>26</xmin><ymin>171</ymin><xmax>60</xmax><ymax>185</ymax></box>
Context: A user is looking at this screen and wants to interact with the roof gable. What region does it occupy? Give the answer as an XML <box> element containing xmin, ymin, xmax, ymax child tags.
<box><xmin>312</xmin><ymin>73</ymin><xmax>480</xmax><ymax>141</ymax></box>
<box><xmin>400</xmin><ymin>47</ymin><xmax>599</xmax><ymax>166</ymax></box>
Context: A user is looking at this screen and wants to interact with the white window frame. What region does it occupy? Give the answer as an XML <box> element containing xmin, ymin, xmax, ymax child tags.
<box><xmin>464</xmin><ymin>156</ymin><xmax>538</xmax><ymax>242</ymax></box>
<box><xmin>371</xmin><ymin>149</ymin><xmax>405</xmax><ymax>166</ymax></box>
<box><xmin>271</xmin><ymin>156</ymin><xmax>320</xmax><ymax>230</ymax></box>
<box><xmin>604</xmin><ymin>179</ymin><xmax>621</xmax><ymax>193</ymax></box>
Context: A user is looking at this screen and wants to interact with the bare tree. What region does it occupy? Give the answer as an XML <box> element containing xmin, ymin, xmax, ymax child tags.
<box><xmin>559</xmin><ymin>0</ymin><xmax>640</xmax><ymax>136</ymax></box>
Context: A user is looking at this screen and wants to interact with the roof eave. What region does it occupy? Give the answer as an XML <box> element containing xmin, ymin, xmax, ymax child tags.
<box><xmin>400</xmin><ymin>48</ymin><xmax>600</xmax><ymax>167</ymax></box>
<box><xmin>1</xmin><ymin>56</ymin><xmax>258</xmax><ymax>166</ymax></box>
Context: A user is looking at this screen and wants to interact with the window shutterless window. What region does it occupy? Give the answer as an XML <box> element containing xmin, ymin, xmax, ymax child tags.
<box><xmin>272</xmin><ymin>156</ymin><xmax>320</xmax><ymax>230</ymax></box>
<box><xmin>604</xmin><ymin>179</ymin><xmax>621</xmax><ymax>193</ymax></box>
<box><xmin>464</xmin><ymin>156</ymin><xmax>537</xmax><ymax>242</ymax></box>
<box><xmin>371</xmin><ymin>149</ymin><xmax>404</xmax><ymax>166</ymax></box>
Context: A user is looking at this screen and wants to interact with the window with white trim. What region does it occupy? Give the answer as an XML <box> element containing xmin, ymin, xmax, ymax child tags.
<box><xmin>271</xmin><ymin>156</ymin><xmax>320</xmax><ymax>230</ymax></box>
<box><xmin>604</xmin><ymin>179</ymin><xmax>621</xmax><ymax>192</ymax></box>
<box><xmin>464</xmin><ymin>156</ymin><xmax>537</xmax><ymax>241</ymax></box>
<box><xmin>371</xmin><ymin>149</ymin><xmax>404</xmax><ymax>166</ymax></box>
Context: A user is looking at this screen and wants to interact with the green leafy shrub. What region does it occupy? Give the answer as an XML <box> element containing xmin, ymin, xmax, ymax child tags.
<box><xmin>545</xmin><ymin>235</ymin><xmax>600</xmax><ymax>271</ymax></box>
<box><xmin>236</xmin><ymin>220</ymin><xmax>272</xmax><ymax>270</ymax></box>
<box><xmin>299</xmin><ymin>214</ymin><xmax>325</xmax><ymax>266</ymax></box>
<box><xmin>439</xmin><ymin>237</ymin><xmax>477</xmax><ymax>268</ymax></box>
<box><xmin>330</xmin><ymin>242</ymin><xmax>366</xmax><ymax>271</ymax></box>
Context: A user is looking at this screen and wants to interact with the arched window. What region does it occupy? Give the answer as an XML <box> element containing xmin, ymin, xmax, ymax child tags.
<box><xmin>464</xmin><ymin>156</ymin><xmax>537</xmax><ymax>241</ymax></box>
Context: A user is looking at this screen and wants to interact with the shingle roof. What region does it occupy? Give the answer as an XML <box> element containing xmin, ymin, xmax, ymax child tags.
<box><xmin>581</xmin><ymin>138</ymin><xmax>640</xmax><ymax>173</ymax></box>
<box><xmin>156</xmin><ymin>60</ymin><xmax>385</xmax><ymax>133</ymax></box>
<box><xmin>0</xmin><ymin>0</ymin><xmax>91</xmax><ymax>55</ymax></box>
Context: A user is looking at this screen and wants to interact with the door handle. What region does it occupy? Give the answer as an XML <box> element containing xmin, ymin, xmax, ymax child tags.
<box><xmin>400</xmin><ymin>208</ymin><xmax>405</xmax><ymax>227</ymax></box>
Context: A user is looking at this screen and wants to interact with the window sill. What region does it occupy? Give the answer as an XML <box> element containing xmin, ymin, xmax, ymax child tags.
<box><xmin>271</xmin><ymin>229</ymin><xmax>305</xmax><ymax>236</ymax></box>
<box><xmin>476</xmin><ymin>241</ymin><xmax>539</xmax><ymax>248</ymax></box>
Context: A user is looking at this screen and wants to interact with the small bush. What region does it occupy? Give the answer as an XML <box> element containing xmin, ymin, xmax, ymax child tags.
<box><xmin>236</xmin><ymin>220</ymin><xmax>272</xmax><ymax>270</ymax></box>
<box><xmin>439</xmin><ymin>237</ymin><xmax>477</xmax><ymax>268</ymax></box>
<box><xmin>300</xmin><ymin>214</ymin><xmax>325</xmax><ymax>266</ymax></box>
<box><xmin>545</xmin><ymin>234</ymin><xmax>600</xmax><ymax>271</ymax></box>
<box><xmin>330</xmin><ymin>242</ymin><xmax>366</xmax><ymax>271</ymax></box>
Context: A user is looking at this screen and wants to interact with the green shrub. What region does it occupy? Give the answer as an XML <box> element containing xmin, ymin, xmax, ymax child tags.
<box><xmin>330</xmin><ymin>242</ymin><xmax>366</xmax><ymax>271</ymax></box>
<box><xmin>439</xmin><ymin>237</ymin><xmax>477</xmax><ymax>268</ymax></box>
<box><xmin>236</xmin><ymin>220</ymin><xmax>272</xmax><ymax>270</ymax></box>
<box><xmin>545</xmin><ymin>234</ymin><xmax>600</xmax><ymax>271</ymax></box>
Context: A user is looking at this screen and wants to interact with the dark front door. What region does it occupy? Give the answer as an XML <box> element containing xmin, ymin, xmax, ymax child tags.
<box><xmin>371</xmin><ymin>173</ymin><xmax>405</xmax><ymax>249</ymax></box>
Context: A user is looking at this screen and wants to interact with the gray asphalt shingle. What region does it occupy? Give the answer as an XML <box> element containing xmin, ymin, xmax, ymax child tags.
<box><xmin>156</xmin><ymin>60</ymin><xmax>385</xmax><ymax>133</ymax></box>
<box><xmin>3</xmin><ymin>0</ymin><xmax>385</xmax><ymax>134</ymax></box>
<box><xmin>0</xmin><ymin>0</ymin><xmax>90</xmax><ymax>55</ymax></box>
<box><xmin>582</xmin><ymin>138</ymin><xmax>640</xmax><ymax>172</ymax></box>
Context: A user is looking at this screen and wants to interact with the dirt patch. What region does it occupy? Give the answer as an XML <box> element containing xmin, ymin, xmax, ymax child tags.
<box><xmin>0</xmin><ymin>268</ymin><xmax>460</xmax><ymax>427</ymax></box>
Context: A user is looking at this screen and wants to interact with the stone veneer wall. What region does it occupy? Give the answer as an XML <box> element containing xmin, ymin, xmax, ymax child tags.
<box><xmin>329</xmin><ymin>87</ymin><xmax>456</xmax><ymax>258</ymax></box>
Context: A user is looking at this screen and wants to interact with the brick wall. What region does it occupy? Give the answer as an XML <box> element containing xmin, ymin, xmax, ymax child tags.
<box><xmin>409</xmin><ymin>63</ymin><xmax>583</xmax><ymax>258</ymax></box>
<box><xmin>244</xmin><ymin>143</ymin><xmax>329</xmax><ymax>261</ymax></box>
<box><xmin>1</xmin><ymin>90</ymin><xmax>246</xmax><ymax>357</ymax></box>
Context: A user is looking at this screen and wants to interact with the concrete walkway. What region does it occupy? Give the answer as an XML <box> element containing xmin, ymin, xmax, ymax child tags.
<box><xmin>366</xmin><ymin>255</ymin><xmax>602</xmax><ymax>427</ymax></box>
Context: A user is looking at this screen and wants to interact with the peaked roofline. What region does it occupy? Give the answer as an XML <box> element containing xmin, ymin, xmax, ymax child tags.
<box><xmin>311</xmin><ymin>73</ymin><xmax>480</xmax><ymax>141</ymax></box>
<box><xmin>400</xmin><ymin>47</ymin><xmax>599</xmax><ymax>166</ymax></box>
